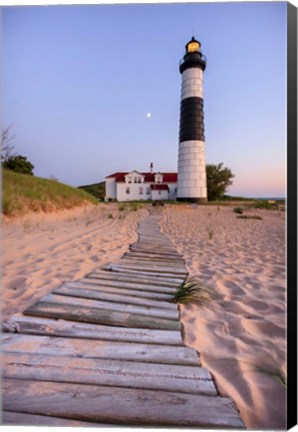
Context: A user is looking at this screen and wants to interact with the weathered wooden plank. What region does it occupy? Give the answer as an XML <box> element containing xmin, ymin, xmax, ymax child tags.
<box><xmin>3</xmin><ymin>352</ymin><xmax>215</xmax><ymax>395</ymax></box>
<box><xmin>130</xmin><ymin>245</ymin><xmax>181</xmax><ymax>257</ymax></box>
<box><xmin>2</xmin><ymin>378</ymin><xmax>245</xmax><ymax>428</ymax></box>
<box><xmin>64</xmin><ymin>285</ymin><xmax>164</xmax><ymax>308</ymax></box>
<box><xmin>105</xmin><ymin>264</ymin><xmax>186</xmax><ymax>279</ymax></box>
<box><xmin>24</xmin><ymin>301</ymin><xmax>181</xmax><ymax>330</ymax></box>
<box><xmin>130</xmin><ymin>247</ymin><xmax>180</xmax><ymax>256</ymax></box>
<box><xmin>119</xmin><ymin>262</ymin><xmax>183</xmax><ymax>272</ymax></box>
<box><xmin>120</xmin><ymin>258</ymin><xmax>185</xmax><ymax>269</ymax></box>
<box><xmin>138</xmin><ymin>235</ymin><xmax>171</xmax><ymax>243</ymax></box>
<box><xmin>122</xmin><ymin>253</ymin><xmax>184</xmax><ymax>262</ymax></box>
<box><xmin>78</xmin><ymin>273</ymin><xmax>179</xmax><ymax>294</ymax></box>
<box><xmin>37</xmin><ymin>293</ymin><xmax>179</xmax><ymax>321</ymax></box>
<box><xmin>109</xmin><ymin>263</ymin><xmax>187</xmax><ymax>276</ymax></box>
<box><xmin>2</xmin><ymin>334</ymin><xmax>198</xmax><ymax>365</ymax></box>
<box><xmin>2</xmin><ymin>314</ymin><xmax>184</xmax><ymax>345</ymax></box>
<box><xmin>1</xmin><ymin>411</ymin><xmax>114</xmax><ymax>427</ymax></box>
<box><xmin>88</xmin><ymin>271</ymin><xmax>182</xmax><ymax>287</ymax></box>
<box><xmin>53</xmin><ymin>285</ymin><xmax>176</xmax><ymax>309</ymax></box>
<box><xmin>124</xmin><ymin>252</ymin><xmax>185</xmax><ymax>263</ymax></box>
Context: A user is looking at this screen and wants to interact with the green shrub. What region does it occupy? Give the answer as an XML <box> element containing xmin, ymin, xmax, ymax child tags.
<box><xmin>234</xmin><ymin>207</ymin><xmax>244</xmax><ymax>214</ymax></box>
<box><xmin>253</xmin><ymin>200</ymin><xmax>276</xmax><ymax>210</ymax></box>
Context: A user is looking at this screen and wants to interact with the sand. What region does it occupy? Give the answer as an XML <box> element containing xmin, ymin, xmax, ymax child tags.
<box><xmin>2</xmin><ymin>202</ymin><xmax>286</xmax><ymax>429</ymax></box>
<box><xmin>2</xmin><ymin>203</ymin><xmax>147</xmax><ymax>322</ymax></box>
<box><xmin>160</xmin><ymin>204</ymin><xmax>286</xmax><ymax>429</ymax></box>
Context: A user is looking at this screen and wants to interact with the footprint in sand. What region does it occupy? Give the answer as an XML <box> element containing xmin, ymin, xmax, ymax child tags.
<box><xmin>242</xmin><ymin>318</ymin><xmax>285</xmax><ymax>339</ymax></box>
<box><xmin>216</xmin><ymin>279</ymin><xmax>246</xmax><ymax>296</ymax></box>
<box><xmin>8</xmin><ymin>277</ymin><xmax>27</xmax><ymax>291</ymax></box>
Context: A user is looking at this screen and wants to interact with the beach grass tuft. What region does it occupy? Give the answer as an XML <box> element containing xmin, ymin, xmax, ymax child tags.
<box><xmin>237</xmin><ymin>215</ymin><xmax>263</xmax><ymax>220</ymax></box>
<box><xmin>208</xmin><ymin>227</ymin><xmax>214</xmax><ymax>240</ymax></box>
<box><xmin>173</xmin><ymin>277</ymin><xmax>212</xmax><ymax>304</ymax></box>
<box><xmin>234</xmin><ymin>207</ymin><xmax>244</xmax><ymax>214</ymax></box>
<box><xmin>130</xmin><ymin>202</ymin><xmax>143</xmax><ymax>212</ymax></box>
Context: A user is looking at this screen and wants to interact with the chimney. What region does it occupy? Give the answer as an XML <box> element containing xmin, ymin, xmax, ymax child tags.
<box><xmin>150</xmin><ymin>162</ymin><xmax>153</xmax><ymax>174</ymax></box>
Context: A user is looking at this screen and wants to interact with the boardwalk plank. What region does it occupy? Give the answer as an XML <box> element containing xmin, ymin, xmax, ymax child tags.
<box><xmin>62</xmin><ymin>281</ymin><xmax>175</xmax><ymax>299</ymax></box>
<box><xmin>2</xmin><ymin>334</ymin><xmax>199</xmax><ymax>365</ymax></box>
<box><xmin>105</xmin><ymin>264</ymin><xmax>186</xmax><ymax>280</ymax></box>
<box><xmin>125</xmin><ymin>252</ymin><xmax>184</xmax><ymax>262</ymax></box>
<box><xmin>80</xmin><ymin>276</ymin><xmax>179</xmax><ymax>291</ymax></box>
<box><xmin>107</xmin><ymin>264</ymin><xmax>187</xmax><ymax>276</ymax></box>
<box><xmin>34</xmin><ymin>293</ymin><xmax>179</xmax><ymax>320</ymax></box>
<box><xmin>3</xmin><ymin>378</ymin><xmax>245</xmax><ymax>428</ymax></box>
<box><xmin>53</xmin><ymin>285</ymin><xmax>176</xmax><ymax>309</ymax></box>
<box><xmin>2</xmin><ymin>411</ymin><xmax>114</xmax><ymax>427</ymax></box>
<box><xmin>24</xmin><ymin>301</ymin><xmax>181</xmax><ymax>330</ymax></box>
<box><xmin>119</xmin><ymin>258</ymin><xmax>185</xmax><ymax>269</ymax></box>
<box><xmin>130</xmin><ymin>245</ymin><xmax>181</xmax><ymax>257</ymax></box>
<box><xmin>123</xmin><ymin>254</ymin><xmax>185</xmax><ymax>264</ymax></box>
<box><xmin>87</xmin><ymin>271</ymin><xmax>182</xmax><ymax>288</ymax></box>
<box><xmin>2</xmin><ymin>314</ymin><xmax>184</xmax><ymax>345</ymax></box>
<box><xmin>3</xmin><ymin>352</ymin><xmax>215</xmax><ymax>395</ymax></box>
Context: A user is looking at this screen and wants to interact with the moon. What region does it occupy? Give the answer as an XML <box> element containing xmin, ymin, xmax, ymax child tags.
<box><xmin>146</xmin><ymin>112</ymin><xmax>152</xmax><ymax>119</ymax></box>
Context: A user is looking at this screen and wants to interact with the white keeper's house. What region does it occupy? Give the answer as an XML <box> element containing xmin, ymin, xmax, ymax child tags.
<box><xmin>105</xmin><ymin>163</ymin><xmax>177</xmax><ymax>202</ymax></box>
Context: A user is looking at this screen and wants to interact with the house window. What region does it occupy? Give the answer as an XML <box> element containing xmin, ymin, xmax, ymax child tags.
<box><xmin>128</xmin><ymin>177</ymin><xmax>132</xmax><ymax>183</ymax></box>
<box><xmin>146</xmin><ymin>188</ymin><xmax>150</xmax><ymax>195</ymax></box>
<box><xmin>158</xmin><ymin>190</ymin><xmax>162</xmax><ymax>195</ymax></box>
<box><xmin>134</xmin><ymin>177</ymin><xmax>141</xmax><ymax>183</ymax></box>
<box><xmin>126</xmin><ymin>187</ymin><xmax>130</xmax><ymax>194</ymax></box>
<box><xmin>139</xmin><ymin>187</ymin><xmax>143</xmax><ymax>195</ymax></box>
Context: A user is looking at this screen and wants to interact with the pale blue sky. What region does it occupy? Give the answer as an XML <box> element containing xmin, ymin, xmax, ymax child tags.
<box><xmin>2</xmin><ymin>2</ymin><xmax>287</xmax><ymax>197</ymax></box>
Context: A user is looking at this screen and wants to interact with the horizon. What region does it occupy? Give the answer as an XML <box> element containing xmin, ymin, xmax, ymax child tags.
<box><xmin>2</xmin><ymin>2</ymin><xmax>286</xmax><ymax>198</ymax></box>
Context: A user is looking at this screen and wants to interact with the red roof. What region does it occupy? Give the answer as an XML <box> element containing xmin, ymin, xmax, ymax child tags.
<box><xmin>105</xmin><ymin>172</ymin><xmax>127</xmax><ymax>182</ymax></box>
<box><xmin>106</xmin><ymin>172</ymin><xmax>177</xmax><ymax>183</ymax></box>
<box><xmin>150</xmin><ymin>184</ymin><xmax>169</xmax><ymax>191</ymax></box>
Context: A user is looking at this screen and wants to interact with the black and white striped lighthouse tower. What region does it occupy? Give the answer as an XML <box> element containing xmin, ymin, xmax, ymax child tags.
<box><xmin>177</xmin><ymin>37</ymin><xmax>207</xmax><ymax>203</ymax></box>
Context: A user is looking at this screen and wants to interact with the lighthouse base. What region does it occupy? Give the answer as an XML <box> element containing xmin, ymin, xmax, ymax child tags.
<box><xmin>176</xmin><ymin>197</ymin><xmax>208</xmax><ymax>204</ymax></box>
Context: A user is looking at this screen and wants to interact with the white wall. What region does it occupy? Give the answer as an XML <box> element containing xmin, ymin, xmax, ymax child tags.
<box><xmin>117</xmin><ymin>183</ymin><xmax>151</xmax><ymax>202</ymax></box>
<box><xmin>168</xmin><ymin>184</ymin><xmax>177</xmax><ymax>200</ymax></box>
<box><xmin>177</xmin><ymin>140</ymin><xmax>207</xmax><ymax>199</ymax></box>
<box><xmin>105</xmin><ymin>178</ymin><xmax>117</xmax><ymax>200</ymax></box>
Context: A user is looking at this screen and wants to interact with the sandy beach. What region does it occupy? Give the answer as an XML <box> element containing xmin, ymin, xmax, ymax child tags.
<box><xmin>2</xmin><ymin>203</ymin><xmax>286</xmax><ymax>429</ymax></box>
<box><xmin>160</xmin><ymin>204</ymin><xmax>286</xmax><ymax>429</ymax></box>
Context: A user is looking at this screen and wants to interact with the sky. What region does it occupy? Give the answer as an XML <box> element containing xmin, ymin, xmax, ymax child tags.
<box><xmin>2</xmin><ymin>1</ymin><xmax>287</xmax><ymax>197</ymax></box>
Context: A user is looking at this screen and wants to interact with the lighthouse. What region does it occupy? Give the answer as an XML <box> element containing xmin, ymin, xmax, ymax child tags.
<box><xmin>177</xmin><ymin>37</ymin><xmax>207</xmax><ymax>203</ymax></box>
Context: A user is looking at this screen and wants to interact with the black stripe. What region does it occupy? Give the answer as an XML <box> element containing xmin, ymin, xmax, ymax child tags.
<box><xmin>179</xmin><ymin>52</ymin><xmax>206</xmax><ymax>73</ymax></box>
<box><xmin>179</xmin><ymin>97</ymin><xmax>205</xmax><ymax>142</ymax></box>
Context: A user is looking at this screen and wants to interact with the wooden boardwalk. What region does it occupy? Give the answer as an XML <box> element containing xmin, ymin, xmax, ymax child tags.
<box><xmin>1</xmin><ymin>209</ymin><xmax>244</xmax><ymax>428</ymax></box>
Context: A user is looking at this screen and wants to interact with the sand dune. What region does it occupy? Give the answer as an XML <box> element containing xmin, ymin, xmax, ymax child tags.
<box><xmin>160</xmin><ymin>204</ymin><xmax>286</xmax><ymax>429</ymax></box>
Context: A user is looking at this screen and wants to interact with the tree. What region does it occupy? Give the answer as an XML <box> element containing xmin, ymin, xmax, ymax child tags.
<box><xmin>1</xmin><ymin>125</ymin><xmax>15</xmax><ymax>162</ymax></box>
<box><xmin>206</xmin><ymin>162</ymin><xmax>235</xmax><ymax>201</ymax></box>
<box><xmin>3</xmin><ymin>155</ymin><xmax>34</xmax><ymax>175</ymax></box>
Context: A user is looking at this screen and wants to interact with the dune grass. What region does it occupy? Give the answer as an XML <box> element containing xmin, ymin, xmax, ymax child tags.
<box><xmin>237</xmin><ymin>215</ymin><xmax>263</xmax><ymax>220</ymax></box>
<box><xmin>173</xmin><ymin>277</ymin><xmax>213</xmax><ymax>305</ymax></box>
<box><xmin>2</xmin><ymin>169</ymin><xmax>98</xmax><ymax>217</ymax></box>
<box><xmin>78</xmin><ymin>181</ymin><xmax>105</xmax><ymax>200</ymax></box>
